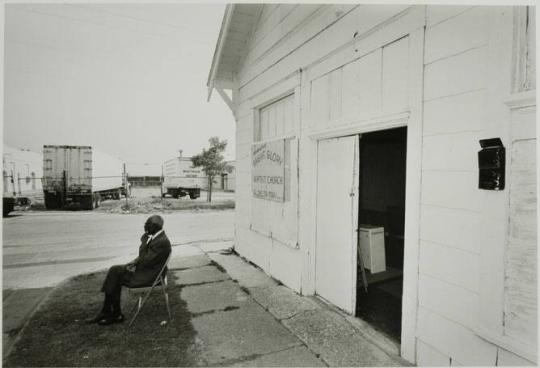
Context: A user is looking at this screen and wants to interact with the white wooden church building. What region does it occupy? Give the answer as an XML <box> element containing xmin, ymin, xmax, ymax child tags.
<box><xmin>208</xmin><ymin>4</ymin><xmax>536</xmax><ymax>366</ymax></box>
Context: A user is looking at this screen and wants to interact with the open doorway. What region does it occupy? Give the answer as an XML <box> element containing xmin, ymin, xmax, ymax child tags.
<box><xmin>356</xmin><ymin>127</ymin><xmax>407</xmax><ymax>342</ymax></box>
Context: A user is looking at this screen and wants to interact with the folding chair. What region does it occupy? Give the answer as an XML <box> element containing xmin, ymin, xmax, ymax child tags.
<box><xmin>127</xmin><ymin>254</ymin><xmax>172</xmax><ymax>327</ymax></box>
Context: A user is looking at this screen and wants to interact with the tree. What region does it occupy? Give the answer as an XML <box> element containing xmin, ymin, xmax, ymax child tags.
<box><xmin>191</xmin><ymin>137</ymin><xmax>230</xmax><ymax>202</ymax></box>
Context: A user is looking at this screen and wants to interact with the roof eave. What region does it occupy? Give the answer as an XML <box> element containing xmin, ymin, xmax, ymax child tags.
<box><xmin>207</xmin><ymin>4</ymin><xmax>235</xmax><ymax>101</ymax></box>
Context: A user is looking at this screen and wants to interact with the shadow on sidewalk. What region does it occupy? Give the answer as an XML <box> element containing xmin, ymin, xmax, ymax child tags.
<box><xmin>3</xmin><ymin>271</ymin><xmax>199</xmax><ymax>367</ymax></box>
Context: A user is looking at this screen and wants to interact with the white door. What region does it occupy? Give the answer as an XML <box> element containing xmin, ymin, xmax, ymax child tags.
<box><xmin>315</xmin><ymin>135</ymin><xmax>359</xmax><ymax>313</ymax></box>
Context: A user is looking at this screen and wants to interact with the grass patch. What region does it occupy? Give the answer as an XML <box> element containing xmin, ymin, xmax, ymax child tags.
<box><xmin>4</xmin><ymin>271</ymin><xmax>199</xmax><ymax>367</ymax></box>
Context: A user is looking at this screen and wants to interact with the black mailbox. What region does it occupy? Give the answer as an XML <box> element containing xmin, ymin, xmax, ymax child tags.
<box><xmin>478</xmin><ymin>138</ymin><xmax>505</xmax><ymax>190</ymax></box>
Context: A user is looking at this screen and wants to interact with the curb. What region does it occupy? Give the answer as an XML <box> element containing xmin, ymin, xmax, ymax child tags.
<box><xmin>2</xmin><ymin>282</ymin><xmax>62</xmax><ymax>362</ymax></box>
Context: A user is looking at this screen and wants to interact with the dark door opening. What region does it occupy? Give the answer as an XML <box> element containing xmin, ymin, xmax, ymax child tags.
<box><xmin>356</xmin><ymin>127</ymin><xmax>407</xmax><ymax>342</ymax></box>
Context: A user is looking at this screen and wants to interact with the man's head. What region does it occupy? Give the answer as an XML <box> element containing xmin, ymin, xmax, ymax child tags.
<box><xmin>144</xmin><ymin>215</ymin><xmax>164</xmax><ymax>235</ymax></box>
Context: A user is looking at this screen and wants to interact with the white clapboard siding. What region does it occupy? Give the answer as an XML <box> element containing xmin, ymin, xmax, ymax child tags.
<box><xmin>416</xmin><ymin>339</ymin><xmax>451</xmax><ymax>366</ymax></box>
<box><xmin>420</xmin><ymin>205</ymin><xmax>482</xmax><ymax>254</ymax></box>
<box><xmin>423</xmin><ymin>89</ymin><xmax>486</xmax><ymax>136</ymax></box>
<box><xmin>425</xmin><ymin>7</ymin><xmax>488</xmax><ymax>64</ymax></box>
<box><xmin>419</xmin><ymin>241</ymin><xmax>480</xmax><ymax>292</ymax></box>
<box><xmin>418</xmin><ymin>273</ymin><xmax>478</xmax><ymax>328</ymax></box>
<box><xmin>424</xmin><ymin>46</ymin><xmax>487</xmax><ymax>101</ymax></box>
<box><xmin>504</xmin><ymin>138</ymin><xmax>537</xmax><ymax>345</ymax></box>
<box><xmin>497</xmin><ymin>347</ymin><xmax>536</xmax><ymax>366</ymax></box>
<box><xmin>249</xmin><ymin>4</ymin><xmax>280</xmax><ymax>48</ymax></box>
<box><xmin>238</xmin><ymin>4</ymin><xmax>357</xmax><ymax>91</ymax></box>
<box><xmin>243</xmin><ymin>5</ymin><xmax>322</xmax><ymax>70</ymax></box>
<box><xmin>426</xmin><ymin>5</ymin><xmax>474</xmax><ymax>28</ymax></box>
<box><xmin>421</xmin><ymin>171</ymin><xmax>480</xmax><ymax>212</ymax></box>
<box><xmin>417</xmin><ymin>306</ymin><xmax>497</xmax><ymax>366</ymax></box>
<box><xmin>422</xmin><ymin>131</ymin><xmax>481</xmax><ymax>172</ymax></box>
<box><xmin>237</xmin><ymin>5</ymin><xmax>410</xmax><ymax>102</ymax></box>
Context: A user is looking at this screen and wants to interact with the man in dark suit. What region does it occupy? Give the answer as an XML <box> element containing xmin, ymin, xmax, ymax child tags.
<box><xmin>86</xmin><ymin>214</ymin><xmax>172</xmax><ymax>325</ymax></box>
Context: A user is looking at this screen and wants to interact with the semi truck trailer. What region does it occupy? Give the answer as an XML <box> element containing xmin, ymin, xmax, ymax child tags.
<box><xmin>162</xmin><ymin>156</ymin><xmax>202</xmax><ymax>199</ymax></box>
<box><xmin>42</xmin><ymin>145</ymin><xmax>126</xmax><ymax>210</ymax></box>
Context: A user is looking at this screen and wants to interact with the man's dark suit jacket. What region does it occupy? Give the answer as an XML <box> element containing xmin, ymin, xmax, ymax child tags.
<box><xmin>126</xmin><ymin>231</ymin><xmax>172</xmax><ymax>288</ymax></box>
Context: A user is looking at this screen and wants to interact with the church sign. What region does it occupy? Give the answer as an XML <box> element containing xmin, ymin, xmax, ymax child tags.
<box><xmin>252</xmin><ymin>139</ymin><xmax>286</xmax><ymax>202</ymax></box>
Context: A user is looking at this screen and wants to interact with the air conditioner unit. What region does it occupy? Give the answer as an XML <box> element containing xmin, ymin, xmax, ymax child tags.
<box><xmin>359</xmin><ymin>225</ymin><xmax>386</xmax><ymax>274</ymax></box>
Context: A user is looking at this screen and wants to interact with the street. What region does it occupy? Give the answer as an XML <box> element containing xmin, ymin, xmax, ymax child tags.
<box><xmin>3</xmin><ymin>210</ymin><xmax>234</xmax><ymax>289</ymax></box>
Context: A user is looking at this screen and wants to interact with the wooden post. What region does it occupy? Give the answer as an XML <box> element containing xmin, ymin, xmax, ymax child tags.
<box><xmin>207</xmin><ymin>176</ymin><xmax>212</xmax><ymax>202</ymax></box>
<box><xmin>17</xmin><ymin>173</ymin><xmax>21</xmax><ymax>195</ymax></box>
<box><xmin>62</xmin><ymin>170</ymin><xmax>67</xmax><ymax>207</ymax></box>
<box><xmin>123</xmin><ymin>163</ymin><xmax>128</xmax><ymax>207</ymax></box>
<box><xmin>160</xmin><ymin>165</ymin><xmax>164</xmax><ymax>200</ymax></box>
<box><xmin>10</xmin><ymin>170</ymin><xmax>16</xmax><ymax>196</ymax></box>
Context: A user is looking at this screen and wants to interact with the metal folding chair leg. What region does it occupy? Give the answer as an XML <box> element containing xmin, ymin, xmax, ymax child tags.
<box><xmin>161</xmin><ymin>283</ymin><xmax>172</xmax><ymax>321</ymax></box>
<box><xmin>128</xmin><ymin>274</ymin><xmax>173</xmax><ymax>327</ymax></box>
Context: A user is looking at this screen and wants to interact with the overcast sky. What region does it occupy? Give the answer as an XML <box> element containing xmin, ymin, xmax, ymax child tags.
<box><xmin>3</xmin><ymin>3</ymin><xmax>235</xmax><ymax>175</ymax></box>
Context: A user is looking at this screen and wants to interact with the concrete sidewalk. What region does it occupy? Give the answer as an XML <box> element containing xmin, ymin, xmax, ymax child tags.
<box><xmin>3</xmin><ymin>241</ymin><xmax>408</xmax><ymax>366</ymax></box>
<box><xmin>169</xmin><ymin>242</ymin><xmax>407</xmax><ymax>366</ymax></box>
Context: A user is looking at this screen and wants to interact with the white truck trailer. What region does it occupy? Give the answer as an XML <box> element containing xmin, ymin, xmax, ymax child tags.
<box><xmin>42</xmin><ymin>145</ymin><xmax>126</xmax><ymax>210</ymax></box>
<box><xmin>162</xmin><ymin>156</ymin><xmax>203</xmax><ymax>199</ymax></box>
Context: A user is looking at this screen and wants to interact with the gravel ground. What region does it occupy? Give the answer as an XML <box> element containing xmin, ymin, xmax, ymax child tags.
<box><xmin>21</xmin><ymin>186</ymin><xmax>235</xmax><ymax>213</ymax></box>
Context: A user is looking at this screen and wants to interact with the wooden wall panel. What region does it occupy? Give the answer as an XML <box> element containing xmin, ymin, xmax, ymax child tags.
<box><xmin>310</xmin><ymin>73</ymin><xmax>330</xmax><ymax>128</ymax></box>
<box><xmin>422</xmin><ymin>132</ymin><xmax>481</xmax><ymax>172</ymax></box>
<box><xmin>425</xmin><ymin>7</ymin><xmax>488</xmax><ymax>64</ymax></box>
<box><xmin>420</xmin><ymin>205</ymin><xmax>482</xmax><ymax>254</ymax></box>
<box><xmin>504</xmin><ymin>137</ymin><xmax>537</xmax><ymax>345</ymax></box>
<box><xmin>420</xmin><ymin>171</ymin><xmax>480</xmax><ymax>211</ymax></box>
<box><xmin>424</xmin><ymin>46</ymin><xmax>487</xmax><ymax>101</ymax></box>
<box><xmin>426</xmin><ymin>6</ymin><xmax>473</xmax><ymax>28</ymax></box>
<box><xmin>416</xmin><ymin>339</ymin><xmax>451</xmax><ymax>366</ymax></box>
<box><xmin>382</xmin><ymin>36</ymin><xmax>409</xmax><ymax>113</ymax></box>
<box><xmin>423</xmin><ymin>90</ymin><xmax>486</xmax><ymax>136</ymax></box>
<box><xmin>419</xmin><ymin>241</ymin><xmax>479</xmax><ymax>292</ymax></box>
<box><xmin>497</xmin><ymin>347</ymin><xmax>536</xmax><ymax>366</ymax></box>
<box><xmin>418</xmin><ymin>273</ymin><xmax>478</xmax><ymax>329</ymax></box>
<box><xmin>341</xmin><ymin>50</ymin><xmax>382</xmax><ymax>120</ymax></box>
<box><xmin>417</xmin><ymin>306</ymin><xmax>497</xmax><ymax>366</ymax></box>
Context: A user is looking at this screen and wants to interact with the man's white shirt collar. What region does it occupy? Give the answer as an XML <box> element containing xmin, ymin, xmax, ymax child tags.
<box><xmin>147</xmin><ymin>229</ymin><xmax>164</xmax><ymax>244</ymax></box>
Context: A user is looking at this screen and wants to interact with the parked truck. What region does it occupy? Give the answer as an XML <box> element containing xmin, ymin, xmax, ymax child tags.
<box><xmin>42</xmin><ymin>145</ymin><xmax>126</xmax><ymax>210</ymax></box>
<box><xmin>162</xmin><ymin>156</ymin><xmax>202</xmax><ymax>199</ymax></box>
<box><xmin>3</xmin><ymin>193</ymin><xmax>15</xmax><ymax>217</ymax></box>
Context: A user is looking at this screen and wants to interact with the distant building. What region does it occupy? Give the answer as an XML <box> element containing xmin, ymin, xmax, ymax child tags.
<box><xmin>3</xmin><ymin>145</ymin><xmax>43</xmax><ymax>196</ymax></box>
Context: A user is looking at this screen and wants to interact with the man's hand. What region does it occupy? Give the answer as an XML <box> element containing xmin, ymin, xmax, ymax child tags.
<box><xmin>126</xmin><ymin>264</ymin><xmax>136</xmax><ymax>273</ymax></box>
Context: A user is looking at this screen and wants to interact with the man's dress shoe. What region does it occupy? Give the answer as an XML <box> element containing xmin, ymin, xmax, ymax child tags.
<box><xmin>85</xmin><ymin>313</ymin><xmax>108</xmax><ymax>324</ymax></box>
<box><xmin>97</xmin><ymin>313</ymin><xmax>125</xmax><ymax>325</ymax></box>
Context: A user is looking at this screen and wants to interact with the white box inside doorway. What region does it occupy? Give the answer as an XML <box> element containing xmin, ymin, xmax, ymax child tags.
<box><xmin>359</xmin><ymin>225</ymin><xmax>386</xmax><ymax>274</ymax></box>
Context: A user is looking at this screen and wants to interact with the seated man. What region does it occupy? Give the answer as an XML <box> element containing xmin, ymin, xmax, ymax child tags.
<box><xmin>86</xmin><ymin>214</ymin><xmax>172</xmax><ymax>325</ymax></box>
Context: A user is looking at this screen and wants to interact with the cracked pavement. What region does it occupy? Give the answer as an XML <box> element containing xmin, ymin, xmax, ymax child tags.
<box><xmin>172</xmin><ymin>243</ymin><xmax>406</xmax><ymax>367</ymax></box>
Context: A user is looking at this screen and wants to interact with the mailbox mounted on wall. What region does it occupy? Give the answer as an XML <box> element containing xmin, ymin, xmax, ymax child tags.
<box><xmin>478</xmin><ymin>138</ymin><xmax>505</xmax><ymax>190</ymax></box>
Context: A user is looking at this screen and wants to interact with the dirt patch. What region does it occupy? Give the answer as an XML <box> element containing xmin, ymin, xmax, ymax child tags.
<box><xmin>95</xmin><ymin>197</ymin><xmax>235</xmax><ymax>214</ymax></box>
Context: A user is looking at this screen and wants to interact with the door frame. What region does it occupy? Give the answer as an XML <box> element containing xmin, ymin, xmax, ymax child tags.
<box><xmin>303</xmin><ymin>25</ymin><xmax>425</xmax><ymax>363</ymax></box>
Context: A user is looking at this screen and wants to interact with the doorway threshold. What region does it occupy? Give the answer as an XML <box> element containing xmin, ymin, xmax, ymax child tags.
<box><xmin>314</xmin><ymin>296</ymin><xmax>409</xmax><ymax>365</ymax></box>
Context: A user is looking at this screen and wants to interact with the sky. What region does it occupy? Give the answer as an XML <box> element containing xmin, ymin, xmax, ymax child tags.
<box><xmin>3</xmin><ymin>3</ymin><xmax>235</xmax><ymax>176</ymax></box>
